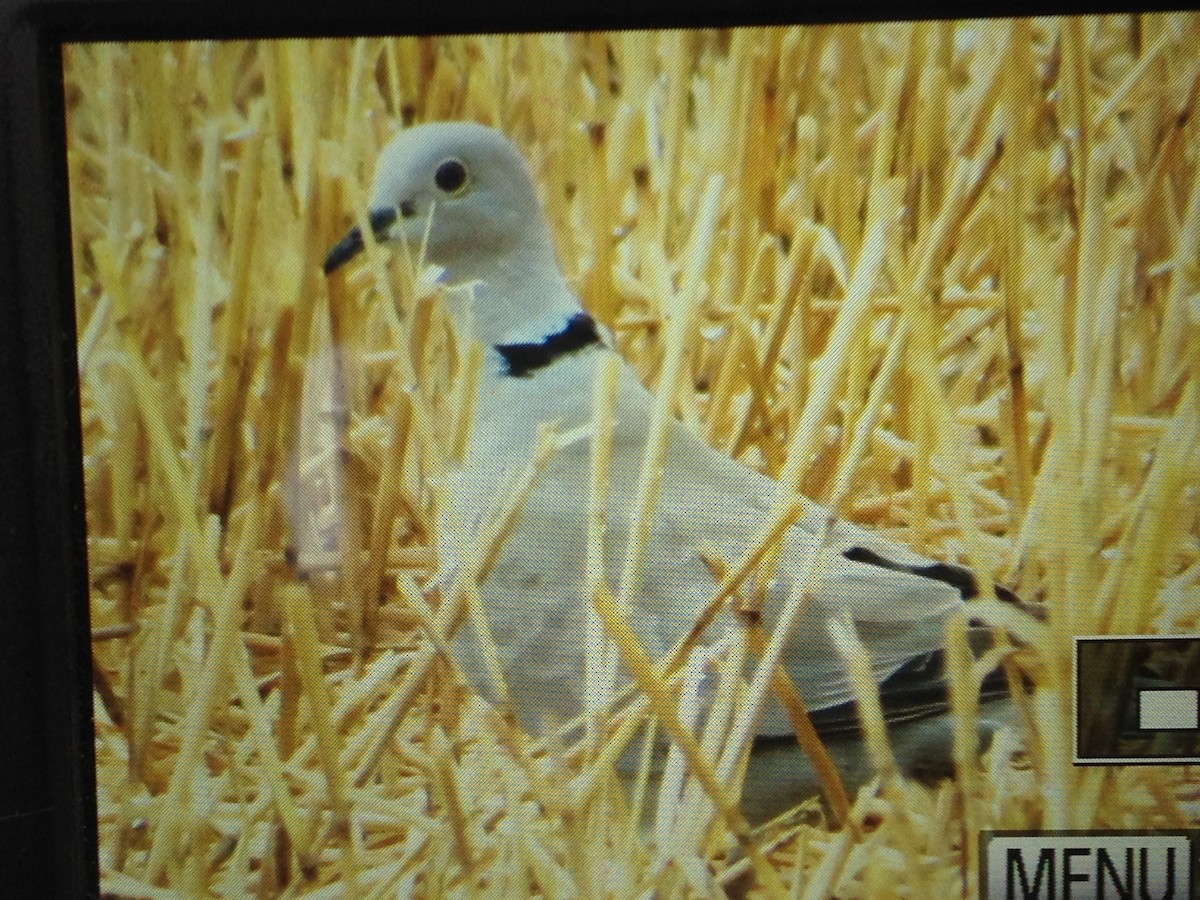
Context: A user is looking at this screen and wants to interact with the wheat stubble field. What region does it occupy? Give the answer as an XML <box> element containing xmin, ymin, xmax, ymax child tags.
<box><xmin>67</xmin><ymin>16</ymin><xmax>1200</xmax><ymax>898</ymax></box>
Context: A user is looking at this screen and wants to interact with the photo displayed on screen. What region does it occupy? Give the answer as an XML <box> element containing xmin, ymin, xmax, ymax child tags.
<box><xmin>65</xmin><ymin>15</ymin><xmax>1200</xmax><ymax>897</ymax></box>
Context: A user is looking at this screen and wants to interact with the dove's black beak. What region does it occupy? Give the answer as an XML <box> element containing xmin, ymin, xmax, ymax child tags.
<box><xmin>323</xmin><ymin>205</ymin><xmax>403</xmax><ymax>274</ymax></box>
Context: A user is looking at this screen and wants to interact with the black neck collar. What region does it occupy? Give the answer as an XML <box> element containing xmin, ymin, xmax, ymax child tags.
<box><xmin>494</xmin><ymin>313</ymin><xmax>602</xmax><ymax>377</ymax></box>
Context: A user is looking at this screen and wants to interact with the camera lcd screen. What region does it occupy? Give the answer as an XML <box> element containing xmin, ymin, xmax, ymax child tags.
<box><xmin>48</xmin><ymin>13</ymin><xmax>1200</xmax><ymax>897</ymax></box>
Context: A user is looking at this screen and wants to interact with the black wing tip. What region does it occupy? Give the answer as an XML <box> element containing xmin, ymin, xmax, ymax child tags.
<box><xmin>842</xmin><ymin>545</ymin><xmax>1033</xmax><ymax>606</ymax></box>
<box><xmin>911</xmin><ymin>561</ymin><xmax>980</xmax><ymax>600</ymax></box>
<box><xmin>842</xmin><ymin>545</ymin><xmax>980</xmax><ymax>599</ymax></box>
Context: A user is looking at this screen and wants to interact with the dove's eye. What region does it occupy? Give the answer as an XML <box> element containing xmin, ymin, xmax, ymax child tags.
<box><xmin>434</xmin><ymin>158</ymin><xmax>469</xmax><ymax>194</ymax></box>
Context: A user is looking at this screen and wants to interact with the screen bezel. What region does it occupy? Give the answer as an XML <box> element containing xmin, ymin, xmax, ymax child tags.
<box><xmin>1</xmin><ymin>0</ymin><xmax>1192</xmax><ymax>894</ymax></box>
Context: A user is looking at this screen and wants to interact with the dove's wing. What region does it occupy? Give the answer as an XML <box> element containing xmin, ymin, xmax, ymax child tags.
<box><xmin>641</xmin><ymin>413</ymin><xmax>965</xmax><ymax>733</ymax></box>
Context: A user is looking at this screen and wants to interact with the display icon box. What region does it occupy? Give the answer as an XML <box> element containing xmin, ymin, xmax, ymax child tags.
<box><xmin>1075</xmin><ymin>637</ymin><xmax>1200</xmax><ymax>764</ymax></box>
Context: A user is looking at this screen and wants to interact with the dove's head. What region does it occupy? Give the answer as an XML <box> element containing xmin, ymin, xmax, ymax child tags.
<box><xmin>324</xmin><ymin>122</ymin><xmax>558</xmax><ymax>285</ymax></box>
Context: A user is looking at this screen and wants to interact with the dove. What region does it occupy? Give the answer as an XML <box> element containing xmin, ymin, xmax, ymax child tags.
<box><xmin>324</xmin><ymin>120</ymin><xmax>1001</xmax><ymax>755</ymax></box>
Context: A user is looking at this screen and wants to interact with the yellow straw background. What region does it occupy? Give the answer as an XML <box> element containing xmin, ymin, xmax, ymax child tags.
<box><xmin>69</xmin><ymin>19</ymin><xmax>1200</xmax><ymax>897</ymax></box>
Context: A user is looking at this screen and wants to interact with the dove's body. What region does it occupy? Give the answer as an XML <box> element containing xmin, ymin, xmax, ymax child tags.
<box><xmin>328</xmin><ymin>121</ymin><xmax>977</xmax><ymax>739</ymax></box>
<box><xmin>453</xmin><ymin>330</ymin><xmax>963</xmax><ymax>734</ymax></box>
